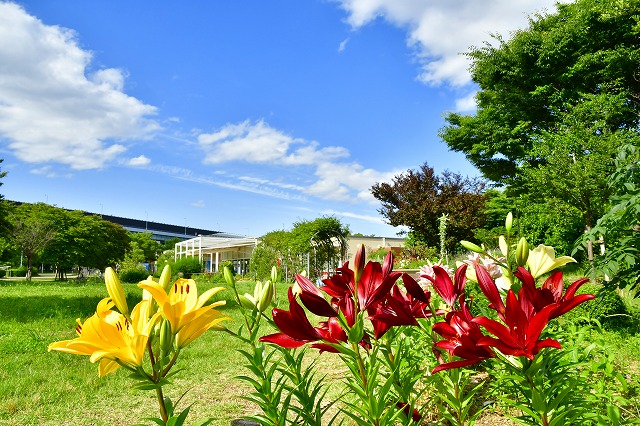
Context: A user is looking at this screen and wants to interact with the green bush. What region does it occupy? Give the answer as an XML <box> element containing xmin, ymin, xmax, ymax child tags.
<box><xmin>0</xmin><ymin>269</ymin><xmax>5</xmax><ymax>278</ymax></box>
<box><xmin>118</xmin><ymin>267</ymin><xmax>150</xmax><ymax>284</ymax></box>
<box><xmin>173</xmin><ymin>256</ymin><xmax>203</xmax><ymax>278</ymax></box>
<box><xmin>562</xmin><ymin>282</ymin><xmax>630</xmax><ymax>329</ymax></box>
<box><xmin>11</xmin><ymin>266</ymin><xmax>27</xmax><ymax>277</ymax></box>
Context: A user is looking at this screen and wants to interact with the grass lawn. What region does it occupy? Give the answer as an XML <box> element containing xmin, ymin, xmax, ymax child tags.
<box><xmin>1</xmin><ymin>277</ymin><xmax>639</xmax><ymax>425</ymax></box>
<box><xmin>0</xmin><ymin>279</ymin><xmax>265</xmax><ymax>426</ymax></box>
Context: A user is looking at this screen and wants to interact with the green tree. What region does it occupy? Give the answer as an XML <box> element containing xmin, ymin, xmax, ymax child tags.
<box><xmin>8</xmin><ymin>203</ymin><xmax>57</xmax><ymax>280</ymax></box>
<box><xmin>579</xmin><ymin>144</ymin><xmax>640</xmax><ymax>290</ymax></box>
<box><xmin>39</xmin><ymin>210</ymin><xmax>131</xmax><ymax>279</ymax></box>
<box><xmin>0</xmin><ymin>161</ymin><xmax>10</xmax><ymax>260</ymax></box>
<box><xmin>128</xmin><ymin>232</ymin><xmax>161</xmax><ymax>263</ymax></box>
<box><xmin>440</xmin><ymin>0</ymin><xmax>640</xmax><ymax>185</ymax></box>
<box><xmin>370</xmin><ymin>163</ymin><xmax>486</xmax><ymax>252</ymax></box>
<box><xmin>250</xmin><ymin>217</ymin><xmax>349</xmax><ymax>281</ymax></box>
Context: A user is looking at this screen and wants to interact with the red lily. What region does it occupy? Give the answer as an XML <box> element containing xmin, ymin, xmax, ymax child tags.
<box><xmin>295</xmin><ymin>273</ymin><xmax>338</xmax><ymax>317</ymax></box>
<box><xmin>357</xmin><ymin>254</ymin><xmax>402</xmax><ymax>310</ymax></box>
<box><xmin>312</xmin><ymin>317</ymin><xmax>348</xmax><ymax>353</ymax></box>
<box><xmin>472</xmin><ymin>289</ymin><xmax>561</xmax><ymax>360</ymax></box>
<box><xmin>432</xmin><ymin>296</ymin><xmax>494</xmax><ymax>373</ymax></box>
<box><xmin>516</xmin><ymin>267</ymin><xmax>594</xmax><ymax>320</ymax></box>
<box><xmin>424</xmin><ymin>264</ymin><xmax>467</xmax><ymax>307</ymax></box>
<box><xmin>369</xmin><ymin>285</ymin><xmax>420</xmax><ymax>339</ymax></box>
<box><xmin>260</xmin><ymin>288</ymin><xmax>324</xmax><ymax>349</ymax></box>
<box><xmin>321</xmin><ymin>262</ymin><xmax>355</xmax><ymax>301</ymax></box>
<box><xmin>475</xmin><ymin>264</ymin><xmax>506</xmax><ymax>321</ymax></box>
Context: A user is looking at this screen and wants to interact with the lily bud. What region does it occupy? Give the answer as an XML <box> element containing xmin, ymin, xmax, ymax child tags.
<box><xmin>505</xmin><ymin>212</ymin><xmax>513</xmax><ymax>234</ymax></box>
<box><xmin>270</xmin><ymin>266</ymin><xmax>279</xmax><ymax>283</ymax></box>
<box><xmin>238</xmin><ymin>294</ymin><xmax>256</xmax><ymax>310</ymax></box>
<box><xmin>159</xmin><ymin>319</ymin><xmax>174</xmax><ymax>355</ymax></box>
<box><xmin>253</xmin><ymin>281</ymin><xmax>264</xmax><ymax>301</ymax></box>
<box><xmin>516</xmin><ymin>237</ymin><xmax>530</xmax><ymax>267</ymax></box>
<box><xmin>258</xmin><ymin>280</ymin><xmax>275</xmax><ymax>312</ymax></box>
<box><xmin>105</xmin><ymin>267</ymin><xmax>129</xmax><ymax>315</ymax></box>
<box><xmin>159</xmin><ymin>264</ymin><xmax>172</xmax><ymax>292</ymax></box>
<box><xmin>499</xmin><ymin>235</ymin><xmax>509</xmax><ymax>257</ymax></box>
<box><xmin>353</xmin><ymin>244</ymin><xmax>366</xmax><ymax>284</ymax></box>
<box><xmin>460</xmin><ymin>240</ymin><xmax>483</xmax><ymax>254</ymax></box>
<box><xmin>223</xmin><ymin>266</ymin><xmax>235</xmax><ymax>288</ymax></box>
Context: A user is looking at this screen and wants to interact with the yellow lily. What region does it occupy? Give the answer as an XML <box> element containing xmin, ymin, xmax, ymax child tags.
<box><xmin>49</xmin><ymin>298</ymin><xmax>161</xmax><ymax>377</ymax></box>
<box><xmin>138</xmin><ymin>277</ymin><xmax>228</xmax><ymax>341</ymax></box>
<box><xmin>105</xmin><ymin>267</ymin><xmax>129</xmax><ymax>315</ymax></box>
<box><xmin>175</xmin><ymin>308</ymin><xmax>229</xmax><ymax>348</ymax></box>
<box><xmin>527</xmin><ymin>244</ymin><xmax>576</xmax><ymax>278</ymax></box>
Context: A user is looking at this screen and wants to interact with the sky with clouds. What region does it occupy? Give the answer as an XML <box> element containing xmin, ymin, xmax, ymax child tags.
<box><xmin>0</xmin><ymin>0</ymin><xmax>567</xmax><ymax>237</ymax></box>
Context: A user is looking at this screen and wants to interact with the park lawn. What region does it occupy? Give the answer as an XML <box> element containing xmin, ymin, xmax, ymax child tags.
<box><xmin>1</xmin><ymin>277</ymin><xmax>639</xmax><ymax>425</ymax></box>
<box><xmin>0</xmin><ymin>279</ymin><xmax>274</xmax><ymax>426</ymax></box>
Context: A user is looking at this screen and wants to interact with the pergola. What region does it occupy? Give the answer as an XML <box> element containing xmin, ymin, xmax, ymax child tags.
<box><xmin>174</xmin><ymin>234</ymin><xmax>258</xmax><ymax>275</ymax></box>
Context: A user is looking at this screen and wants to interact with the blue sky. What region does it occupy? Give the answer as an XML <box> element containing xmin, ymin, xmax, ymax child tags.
<box><xmin>0</xmin><ymin>0</ymin><xmax>565</xmax><ymax>237</ymax></box>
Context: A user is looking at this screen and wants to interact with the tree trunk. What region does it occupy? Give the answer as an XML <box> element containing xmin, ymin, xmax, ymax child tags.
<box><xmin>26</xmin><ymin>254</ymin><xmax>32</xmax><ymax>281</ymax></box>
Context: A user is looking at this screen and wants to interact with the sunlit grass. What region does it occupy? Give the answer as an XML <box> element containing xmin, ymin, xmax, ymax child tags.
<box><xmin>0</xmin><ymin>279</ymin><xmax>265</xmax><ymax>426</ymax></box>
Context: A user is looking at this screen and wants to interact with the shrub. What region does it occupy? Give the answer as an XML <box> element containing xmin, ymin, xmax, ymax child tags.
<box><xmin>118</xmin><ymin>267</ymin><xmax>150</xmax><ymax>284</ymax></box>
<box><xmin>173</xmin><ymin>256</ymin><xmax>203</xmax><ymax>278</ymax></box>
<box><xmin>562</xmin><ymin>282</ymin><xmax>629</xmax><ymax>329</ymax></box>
<box><xmin>0</xmin><ymin>269</ymin><xmax>5</xmax><ymax>278</ymax></box>
<box><xmin>11</xmin><ymin>266</ymin><xmax>27</xmax><ymax>277</ymax></box>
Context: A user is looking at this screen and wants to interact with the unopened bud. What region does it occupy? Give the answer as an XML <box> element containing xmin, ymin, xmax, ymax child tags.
<box><xmin>159</xmin><ymin>319</ymin><xmax>174</xmax><ymax>355</ymax></box>
<box><xmin>238</xmin><ymin>294</ymin><xmax>256</xmax><ymax>310</ymax></box>
<box><xmin>223</xmin><ymin>266</ymin><xmax>235</xmax><ymax>288</ymax></box>
<box><xmin>253</xmin><ymin>281</ymin><xmax>263</xmax><ymax>301</ymax></box>
<box><xmin>258</xmin><ymin>281</ymin><xmax>275</xmax><ymax>312</ymax></box>
<box><xmin>270</xmin><ymin>266</ymin><xmax>279</xmax><ymax>283</ymax></box>
<box><xmin>516</xmin><ymin>237</ymin><xmax>530</xmax><ymax>267</ymax></box>
<box><xmin>460</xmin><ymin>240</ymin><xmax>483</xmax><ymax>254</ymax></box>
<box><xmin>505</xmin><ymin>212</ymin><xmax>513</xmax><ymax>234</ymax></box>
<box><xmin>159</xmin><ymin>264</ymin><xmax>172</xmax><ymax>292</ymax></box>
<box><xmin>105</xmin><ymin>267</ymin><xmax>129</xmax><ymax>315</ymax></box>
<box><xmin>499</xmin><ymin>235</ymin><xmax>508</xmax><ymax>257</ymax></box>
<box><xmin>354</xmin><ymin>244</ymin><xmax>366</xmax><ymax>284</ymax></box>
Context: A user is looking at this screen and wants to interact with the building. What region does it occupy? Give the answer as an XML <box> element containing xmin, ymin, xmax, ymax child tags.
<box><xmin>174</xmin><ymin>234</ymin><xmax>258</xmax><ymax>275</ymax></box>
<box><xmin>174</xmin><ymin>234</ymin><xmax>405</xmax><ymax>277</ymax></box>
<box><xmin>98</xmin><ymin>213</ymin><xmax>220</xmax><ymax>243</ymax></box>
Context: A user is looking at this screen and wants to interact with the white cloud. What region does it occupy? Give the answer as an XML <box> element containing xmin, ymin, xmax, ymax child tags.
<box><xmin>198</xmin><ymin>119</ymin><xmax>349</xmax><ymax>166</ymax></box>
<box><xmin>321</xmin><ymin>209</ymin><xmax>387</xmax><ymax>225</ymax></box>
<box><xmin>455</xmin><ymin>91</ymin><xmax>477</xmax><ymax>112</ymax></box>
<box><xmin>336</xmin><ymin>0</ymin><xmax>569</xmax><ymax>87</ymax></box>
<box><xmin>127</xmin><ymin>155</ymin><xmax>151</xmax><ymax>167</ymax></box>
<box><xmin>29</xmin><ymin>165</ymin><xmax>72</xmax><ymax>178</ymax></box>
<box><xmin>191</xmin><ymin>199</ymin><xmax>205</xmax><ymax>208</ymax></box>
<box><xmin>0</xmin><ymin>2</ymin><xmax>159</xmax><ymax>170</ymax></box>
<box><xmin>338</xmin><ymin>38</ymin><xmax>349</xmax><ymax>52</ymax></box>
<box><xmin>308</xmin><ymin>162</ymin><xmax>400</xmax><ymax>203</ymax></box>
<box><xmin>197</xmin><ymin>119</ymin><xmax>402</xmax><ymax>204</ymax></box>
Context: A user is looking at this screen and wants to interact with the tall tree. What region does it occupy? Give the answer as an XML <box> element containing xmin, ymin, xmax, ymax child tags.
<box><xmin>439</xmin><ymin>0</ymin><xmax>640</xmax><ymax>185</ymax></box>
<box><xmin>370</xmin><ymin>163</ymin><xmax>486</xmax><ymax>252</ymax></box>
<box><xmin>128</xmin><ymin>231</ymin><xmax>161</xmax><ymax>263</ymax></box>
<box><xmin>250</xmin><ymin>217</ymin><xmax>349</xmax><ymax>280</ymax></box>
<box><xmin>9</xmin><ymin>203</ymin><xmax>57</xmax><ymax>280</ymax></box>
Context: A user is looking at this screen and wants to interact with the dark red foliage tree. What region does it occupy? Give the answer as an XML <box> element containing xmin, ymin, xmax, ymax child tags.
<box><xmin>370</xmin><ymin>163</ymin><xmax>486</xmax><ymax>252</ymax></box>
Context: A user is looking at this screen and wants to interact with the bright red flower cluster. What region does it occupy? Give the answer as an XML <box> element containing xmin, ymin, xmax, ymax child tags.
<box><xmin>430</xmin><ymin>264</ymin><xmax>595</xmax><ymax>372</ymax></box>
<box><xmin>260</xmin><ymin>248</ymin><xmax>435</xmax><ymax>350</ymax></box>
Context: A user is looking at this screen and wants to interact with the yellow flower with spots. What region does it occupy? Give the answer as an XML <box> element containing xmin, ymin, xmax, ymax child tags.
<box><xmin>48</xmin><ymin>298</ymin><xmax>161</xmax><ymax>377</ymax></box>
<box><xmin>138</xmin><ymin>276</ymin><xmax>229</xmax><ymax>348</ymax></box>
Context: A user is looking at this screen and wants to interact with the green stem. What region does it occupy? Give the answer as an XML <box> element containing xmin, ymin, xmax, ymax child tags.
<box><xmin>161</xmin><ymin>350</ymin><xmax>180</xmax><ymax>377</ymax></box>
<box><xmin>156</xmin><ymin>386</ymin><xmax>168</xmax><ymax>423</ymax></box>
